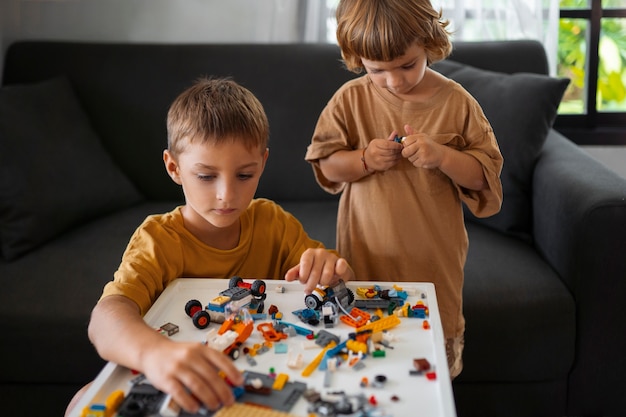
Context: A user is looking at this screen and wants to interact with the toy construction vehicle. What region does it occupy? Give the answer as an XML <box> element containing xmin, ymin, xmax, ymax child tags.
<box><xmin>304</xmin><ymin>279</ymin><xmax>354</xmax><ymax>311</ymax></box>
<box><xmin>185</xmin><ymin>276</ymin><xmax>266</xmax><ymax>329</ymax></box>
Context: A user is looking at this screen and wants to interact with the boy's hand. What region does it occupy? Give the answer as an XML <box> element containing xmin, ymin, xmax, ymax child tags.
<box><xmin>284</xmin><ymin>248</ymin><xmax>355</xmax><ymax>293</ymax></box>
<box><xmin>400</xmin><ymin>125</ymin><xmax>445</xmax><ymax>170</ymax></box>
<box><xmin>141</xmin><ymin>338</ymin><xmax>244</xmax><ymax>414</ymax></box>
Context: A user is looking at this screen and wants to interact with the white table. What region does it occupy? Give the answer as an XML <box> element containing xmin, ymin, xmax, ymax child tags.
<box><xmin>71</xmin><ymin>279</ymin><xmax>457</xmax><ymax>417</ymax></box>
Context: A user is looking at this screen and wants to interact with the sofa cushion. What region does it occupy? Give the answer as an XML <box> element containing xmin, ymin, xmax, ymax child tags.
<box><xmin>431</xmin><ymin>60</ymin><xmax>569</xmax><ymax>241</ymax></box>
<box><xmin>0</xmin><ymin>77</ymin><xmax>143</xmax><ymax>260</ymax></box>
<box><xmin>460</xmin><ymin>222</ymin><xmax>576</xmax><ymax>381</ymax></box>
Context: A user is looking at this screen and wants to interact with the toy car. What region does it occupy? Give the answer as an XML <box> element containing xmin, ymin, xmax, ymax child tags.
<box><xmin>304</xmin><ymin>279</ymin><xmax>354</xmax><ymax>311</ymax></box>
<box><xmin>185</xmin><ymin>276</ymin><xmax>267</xmax><ymax>329</ymax></box>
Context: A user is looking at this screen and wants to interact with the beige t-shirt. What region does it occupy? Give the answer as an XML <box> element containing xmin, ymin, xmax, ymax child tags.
<box><xmin>306</xmin><ymin>74</ymin><xmax>503</xmax><ymax>338</ymax></box>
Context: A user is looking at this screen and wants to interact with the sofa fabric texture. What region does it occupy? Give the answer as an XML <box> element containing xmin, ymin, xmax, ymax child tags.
<box><xmin>0</xmin><ymin>40</ymin><xmax>625</xmax><ymax>417</ymax></box>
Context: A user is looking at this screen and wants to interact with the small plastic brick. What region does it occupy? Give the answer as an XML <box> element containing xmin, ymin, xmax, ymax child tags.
<box><xmin>301</xmin><ymin>341</ymin><xmax>337</xmax><ymax>377</ymax></box>
<box><xmin>105</xmin><ymin>390</ymin><xmax>124</xmax><ymax>416</ymax></box>
<box><xmin>268</xmin><ymin>304</ymin><xmax>280</xmax><ymax>315</ymax></box>
<box><xmin>423</xmin><ymin>319</ymin><xmax>431</xmax><ymax>330</ymax></box>
<box><xmin>414</xmin><ymin>358</ymin><xmax>431</xmax><ymax>371</ymax></box>
<box><xmin>287</xmin><ymin>352</ymin><xmax>304</xmax><ymax>369</ymax></box>
<box><xmin>274</xmin><ymin>342</ymin><xmax>288</xmax><ymax>354</ymax></box>
<box><xmin>339</xmin><ymin>307</ymin><xmax>371</xmax><ymax>327</ymax></box>
<box><xmin>272</xmin><ymin>373</ymin><xmax>289</xmax><ymax>390</ymax></box>
<box><xmin>426</xmin><ymin>371</ymin><xmax>437</xmax><ymax>380</ymax></box>
<box><xmin>157</xmin><ymin>322</ymin><xmax>179</xmax><ymax>336</ymax></box>
<box><xmin>372</xmin><ymin>349</ymin><xmax>386</xmax><ymax>358</ymax></box>
<box><xmin>356</xmin><ymin>314</ymin><xmax>400</xmax><ymax>333</ymax></box>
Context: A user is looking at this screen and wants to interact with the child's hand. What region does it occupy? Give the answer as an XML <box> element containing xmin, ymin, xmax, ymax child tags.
<box><xmin>363</xmin><ymin>133</ymin><xmax>404</xmax><ymax>172</ymax></box>
<box><xmin>284</xmin><ymin>248</ymin><xmax>355</xmax><ymax>293</ymax></box>
<box><xmin>400</xmin><ymin>125</ymin><xmax>445</xmax><ymax>170</ymax></box>
<box><xmin>140</xmin><ymin>338</ymin><xmax>244</xmax><ymax>414</ymax></box>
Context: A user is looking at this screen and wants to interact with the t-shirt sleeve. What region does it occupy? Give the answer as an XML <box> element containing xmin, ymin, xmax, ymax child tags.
<box><xmin>454</xmin><ymin>100</ymin><xmax>504</xmax><ymax>218</ymax></box>
<box><xmin>305</xmin><ymin>97</ymin><xmax>353</xmax><ymax>195</ymax></box>
<box><xmin>100</xmin><ymin>220</ymin><xmax>184</xmax><ymax>316</ymax></box>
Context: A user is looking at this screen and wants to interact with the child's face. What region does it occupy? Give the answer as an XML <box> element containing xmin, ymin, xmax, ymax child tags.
<box><xmin>360</xmin><ymin>42</ymin><xmax>429</xmax><ymax>99</ymax></box>
<box><xmin>165</xmin><ymin>139</ymin><xmax>268</xmax><ymax>232</ymax></box>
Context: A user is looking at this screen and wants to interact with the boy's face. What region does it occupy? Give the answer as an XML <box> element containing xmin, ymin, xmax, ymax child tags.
<box><xmin>164</xmin><ymin>138</ymin><xmax>268</xmax><ymax>233</ymax></box>
<box><xmin>360</xmin><ymin>42</ymin><xmax>429</xmax><ymax>99</ymax></box>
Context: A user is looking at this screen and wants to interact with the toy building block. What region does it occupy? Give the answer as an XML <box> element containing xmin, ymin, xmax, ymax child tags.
<box><xmin>156</xmin><ymin>322</ymin><xmax>179</xmax><ymax>336</ymax></box>
<box><xmin>213</xmin><ymin>403</ymin><xmax>300</xmax><ymax>417</ymax></box>
<box><xmin>257</xmin><ymin>322</ymin><xmax>288</xmax><ymax>342</ymax></box>
<box><xmin>356</xmin><ymin>314</ymin><xmax>400</xmax><ymax>333</ymax></box>
<box><xmin>272</xmin><ymin>373</ymin><xmax>289</xmax><ymax>390</ymax></box>
<box><xmin>302</xmin><ymin>340</ymin><xmax>337</xmax><ymax>377</ymax></box>
<box><xmin>275</xmin><ymin>320</ymin><xmax>314</xmax><ymax>337</ymax></box>
<box><xmin>339</xmin><ymin>307</ymin><xmax>371</xmax><ymax>327</ymax></box>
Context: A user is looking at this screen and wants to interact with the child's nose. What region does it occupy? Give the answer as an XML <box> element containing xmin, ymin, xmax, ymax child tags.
<box><xmin>216</xmin><ymin>179</ymin><xmax>235</xmax><ymax>201</ymax></box>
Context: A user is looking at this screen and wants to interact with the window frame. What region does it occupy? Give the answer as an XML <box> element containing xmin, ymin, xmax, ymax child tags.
<box><xmin>554</xmin><ymin>1</ymin><xmax>626</xmax><ymax>144</ymax></box>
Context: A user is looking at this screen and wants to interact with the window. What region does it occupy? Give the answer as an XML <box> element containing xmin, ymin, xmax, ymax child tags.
<box><xmin>556</xmin><ymin>0</ymin><xmax>626</xmax><ymax>142</ymax></box>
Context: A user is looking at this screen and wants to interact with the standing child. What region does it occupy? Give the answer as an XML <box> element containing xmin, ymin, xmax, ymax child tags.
<box><xmin>66</xmin><ymin>77</ymin><xmax>354</xmax><ymax>416</ymax></box>
<box><xmin>305</xmin><ymin>0</ymin><xmax>503</xmax><ymax>378</ymax></box>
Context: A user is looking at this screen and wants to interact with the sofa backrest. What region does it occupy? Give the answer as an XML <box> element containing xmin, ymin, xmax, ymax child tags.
<box><xmin>1</xmin><ymin>40</ymin><xmax>548</xmax><ymax>202</ymax></box>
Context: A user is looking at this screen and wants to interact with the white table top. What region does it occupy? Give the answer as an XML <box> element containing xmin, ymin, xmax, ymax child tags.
<box><xmin>71</xmin><ymin>279</ymin><xmax>457</xmax><ymax>417</ymax></box>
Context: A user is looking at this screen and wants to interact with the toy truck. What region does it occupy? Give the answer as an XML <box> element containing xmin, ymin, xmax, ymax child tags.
<box><xmin>206</xmin><ymin>307</ymin><xmax>254</xmax><ymax>360</ymax></box>
<box><xmin>185</xmin><ymin>276</ymin><xmax>266</xmax><ymax>329</ymax></box>
<box><xmin>304</xmin><ymin>279</ymin><xmax>354</xmax><ymax>311</ymax></box>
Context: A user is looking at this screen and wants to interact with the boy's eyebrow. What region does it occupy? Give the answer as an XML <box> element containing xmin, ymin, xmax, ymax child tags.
<box><xmin>193</xmin><ymin>161</ymin><xmax>260</xmax><ymax>170</ymax></box>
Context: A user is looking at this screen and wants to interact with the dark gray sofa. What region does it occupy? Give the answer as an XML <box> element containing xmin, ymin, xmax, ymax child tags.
<box><xmin>1</xmin><ymin>40</ymin><xmax>625</xmax><ymax>417</ymax></box>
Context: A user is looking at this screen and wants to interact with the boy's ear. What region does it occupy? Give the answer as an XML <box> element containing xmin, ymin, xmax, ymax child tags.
<box><xmin>163</xmin><ymin>150</ymin><xmax>182</xmax><ymax>185</ymax></box>
<box><xmin>261</xmin><ymin>147</ymin><xmax>269</xmax><ymax>171</ymax></box>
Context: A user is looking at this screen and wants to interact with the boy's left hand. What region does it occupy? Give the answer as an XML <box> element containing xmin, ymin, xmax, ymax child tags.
<box><xmin>284</xmin><ymin>248</ymin><xmax>355</xmax><ymax>294</ymax></box>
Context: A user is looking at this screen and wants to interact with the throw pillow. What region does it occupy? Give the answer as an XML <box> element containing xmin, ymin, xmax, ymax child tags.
<box><xmin>431</xmin><ymin>60</ymin><xmax>569</xmax><ymax>241</ymax></box>
<box><xmin>0</xmin><ymin>77</ymin><xmax>142</xmax><ymax>260</ymax></box>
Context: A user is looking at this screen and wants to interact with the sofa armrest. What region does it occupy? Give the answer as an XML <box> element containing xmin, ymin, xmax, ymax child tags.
<box><xmin>532</xmin><ymin>129</ymin><xmax>626</xmax><ymax>413</ymax></box>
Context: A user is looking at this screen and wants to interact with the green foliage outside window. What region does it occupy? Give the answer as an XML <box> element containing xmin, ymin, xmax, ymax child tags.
<box><xmin>558</xmin><ymin>0</ymin><xmax>626</xmax><ymax>113</ymax></box>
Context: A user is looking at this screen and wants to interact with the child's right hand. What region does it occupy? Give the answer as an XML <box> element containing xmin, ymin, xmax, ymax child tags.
<box><xmin>140</xmin><ymin>338</ymin><xmax>244</xmax><ymax>413</ymax></box>
<box><xmin>363</xmin><ymin>132</ymin><xmax>404</xmax><ymax>172</ymax></box>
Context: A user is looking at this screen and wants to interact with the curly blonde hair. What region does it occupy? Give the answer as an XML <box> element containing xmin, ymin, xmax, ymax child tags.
<box><xmin>336</xmin><ymin>0</ymin><xmax>452</xmax><ymax>73</ymax></box>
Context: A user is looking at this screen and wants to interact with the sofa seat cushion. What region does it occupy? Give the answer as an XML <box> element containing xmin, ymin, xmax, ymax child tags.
<box><xmin>0</xmin><ymin>201</ymin><xmax>179</xmax><ymax>383</ymax></box>
<box><xmin>459</xmin><ymin>222</ymin><xmax>576</xmax><ymax>382</ymax></box>
<box><xmin>0</xmin><ymin>77</ymin><xmax>143</xmax><ymax>261</ymax></box>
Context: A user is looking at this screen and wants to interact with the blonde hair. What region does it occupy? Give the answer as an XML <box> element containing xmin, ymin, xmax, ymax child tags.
<box><xmin>166</xmin><ymin>77</ymin><xmax>269</xmax><ymax>157</ymax></box>
<box><xmin>335</xmin><ymin>0</ymin><xmax>452</xmax><ymax>73</ymax></box>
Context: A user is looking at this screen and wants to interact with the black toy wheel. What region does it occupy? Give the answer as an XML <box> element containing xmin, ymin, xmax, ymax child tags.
<box><xmin>230</xmin><ymin>348</ymin><xmax>240</xmax><ymax>360</ymax></box>
<box><xmin>251</xmin><ymin>280</ymin><xmax>266</xmax><ymax>297</ymax></box>
<box><xmin>229</xmin><ymin>276</ymin><xmax>243</xmax><ymax>289</ymax></box>
<box><xmin>192</xmin><ymin>310</ymin><xmax>211</xmax><ymax>329</ymax></box>
<box><xmin>185</xmin><ymin>299</ymin><xmax>203</xmax><ymax>317</ymax></box>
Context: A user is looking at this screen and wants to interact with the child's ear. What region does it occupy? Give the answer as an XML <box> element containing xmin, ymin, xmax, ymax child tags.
<box><xmin>261</xmin><ymin>147</ymin><xmax>269</xmax><ymax>171</ymax></box>
<box><xmin>163</xmin><ymin>150</ymin><xmax>182</xmax><ymax>185</ymax></box>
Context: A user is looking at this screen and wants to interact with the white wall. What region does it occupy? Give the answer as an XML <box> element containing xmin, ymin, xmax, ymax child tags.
<box><xmin>0</xmin><ymin>0</ymin><xmax>306</xmax><ymax>78</ymax></box>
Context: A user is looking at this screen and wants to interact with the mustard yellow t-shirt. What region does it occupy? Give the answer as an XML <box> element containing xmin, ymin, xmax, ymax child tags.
<box><xmin>101</xmin><ymin>198</ymin><xmax>326</xmax><ymax>315</ymax></box>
